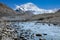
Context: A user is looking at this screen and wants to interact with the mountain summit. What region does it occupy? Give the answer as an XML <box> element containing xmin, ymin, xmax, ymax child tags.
<box><xmin>15</xmin><ymin>3</ymin><xmax>57</xmax><ymax>14</ymax></box>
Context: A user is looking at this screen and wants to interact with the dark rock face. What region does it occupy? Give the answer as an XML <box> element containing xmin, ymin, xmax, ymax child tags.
<box><xmin>16</xmin><ymin>8</ymin><xmax>24</xmax><ymax>14</ymax></box>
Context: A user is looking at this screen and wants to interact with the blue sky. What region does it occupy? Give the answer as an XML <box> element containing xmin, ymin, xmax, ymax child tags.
<box><xmin>0</xmin><ymin>0</ymin><xmax>60</xmax><ymax>9</ymax></box>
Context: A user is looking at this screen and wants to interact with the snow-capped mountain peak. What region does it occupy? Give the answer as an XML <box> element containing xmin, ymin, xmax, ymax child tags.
<box><xmin>15</xmin><ymin>3</ymin><xmax>57</xmax><ymax>14</ymax></box>
<box><xmin>16</xmin><ymin>3</ymin><xmax>41</xmax><ymax>11</ymax></box>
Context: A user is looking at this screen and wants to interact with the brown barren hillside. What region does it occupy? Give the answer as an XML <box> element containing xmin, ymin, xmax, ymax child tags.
<box><xmin>0</xmin><ymin>3</ymin><xmax>19</xmax><ymax>17</ymax></box>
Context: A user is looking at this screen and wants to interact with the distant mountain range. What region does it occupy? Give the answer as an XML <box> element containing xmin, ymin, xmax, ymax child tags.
<box><xmin>15</xmin><ymin>3</ymin><xmax>58</xmax><ymax>15</ymax></box>
<box><xmin>0</xmin><ymin>3</ymin><xmax>34</xmax><ymax>21</ymax></box>
<box><xmin>0</xmin><ymin>3</ymin><xmax>60</xmax><ymax>22</ymax></box>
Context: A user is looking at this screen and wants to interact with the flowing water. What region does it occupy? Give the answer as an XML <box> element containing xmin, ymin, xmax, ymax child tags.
<box><xmin>9</xmin><ymin>21</ymin><xmax>60</xmax><ymax>40</ymax></box>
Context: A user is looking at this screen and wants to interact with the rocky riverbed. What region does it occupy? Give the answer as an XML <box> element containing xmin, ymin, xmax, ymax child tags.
<box><xmin>0</xmin><ymin>21</ymin><xmax>60</xmax><ymax>40</ymax></box>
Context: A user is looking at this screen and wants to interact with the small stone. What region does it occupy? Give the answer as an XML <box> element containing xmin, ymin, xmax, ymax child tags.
<box><xmin>36</xmin><ymin>34</ymin><xmax>42</xmax><ymax>36</ymax></box>
<box><xmin>14</xmin><ymin>38</ymin><xmax>18</xmax><ymax>40</ymax></box>
<box><xmin>43</xmin><ymin>33</ymin><xmax>47</xmax><ymax>35</ymax></box>
<box><xmin>53</xmin><ymin>23</ymin><xmax>57</xmax><ymax>25</ymax></box>
<box><xmin>23</xmin><ymin>39</ymin><xmax>27</xmax><ymax>40</ymax></box>
<box><xmin>20</xmin><ymin>36</ymin><xmax>24</xmax><ymax>39</ymax></box>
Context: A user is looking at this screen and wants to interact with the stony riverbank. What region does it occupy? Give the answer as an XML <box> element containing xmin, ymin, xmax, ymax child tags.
<box><xmin>0</xmin><ymin>23</ymin><xmax>18</xmax><ymax>40</ymax></box>
<box><xmin>0</xmin><ymin>22</ymin><xmax>48</xmax><ymax>40</ymax></box>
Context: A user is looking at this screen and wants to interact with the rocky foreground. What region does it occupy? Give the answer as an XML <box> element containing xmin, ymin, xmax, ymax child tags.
<box><xmin>0</xmin><ymin>22</ymin><xmax>18</xmax><ymax>40</ymax></box>
<box><xmin>0</xmin><ymin>22</ymin><xmax>32</xmax><ymax>40</ymax></box>
<box><xmin>0</xmin><ymin>22</ymin><xmax>49</xmax><ymax>40</ymax></box>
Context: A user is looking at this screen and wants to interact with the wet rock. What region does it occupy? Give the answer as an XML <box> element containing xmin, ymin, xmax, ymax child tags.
<box><xmin>25</xmin><ymin>35</ymin><xmax>29</xmax><ymax>37</ymax></box>
<box><xmin>20</xmin><ymin>36</ymin><xmax>24</xmax><ymax>39</ymax></box>
<box><xmin>53</xmin><ymin>23</ymin><xmax>57</xmax><ymax>25</ymax></box>
<box><xmin>24</xmin><ymin>32</ymin><xmax>28</xmax><ymax>34</ymax></box>
<box><xmin>48</xmin><ymin>24</ymin><xmax>50</xmax><ymax>26</ymax></box>
<box><xmin>20</xmin><ymin>36</ymin><xmax>27</xmax><ymax>40</ymax></box>
<box><xmin>42</xmin><ymin>23</ymin><xmax>45</xmax><ymax>25</ymax></box>
<box><xmin>22</xmin><ymin>39</ymin><xmax>27</xmax><ymax>40</ymax></box>
<box><xmin>43</xmin><ymin>33</ymin><xmax>47</xmax><ymax>35</ymax></box>
<box><xmin>31</xmin><ymin>33</ymin><xmax>34</xmax><ymax>39</ymax></box>
<box><xmin>36</xmin><ymin>34</ymin><xmax>42</xmax><ymax>37</ymax></box>
<box><xmin>39</xmin><ymin>38</ymin><xmax>46</xmax><ymax>40</ymax></box>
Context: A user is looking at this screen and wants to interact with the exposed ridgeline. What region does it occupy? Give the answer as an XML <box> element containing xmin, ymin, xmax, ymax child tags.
<box><xmin>0</xmin><ymin>3</ymin><xmax>20</xmax><ymax>17</ymax></box>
